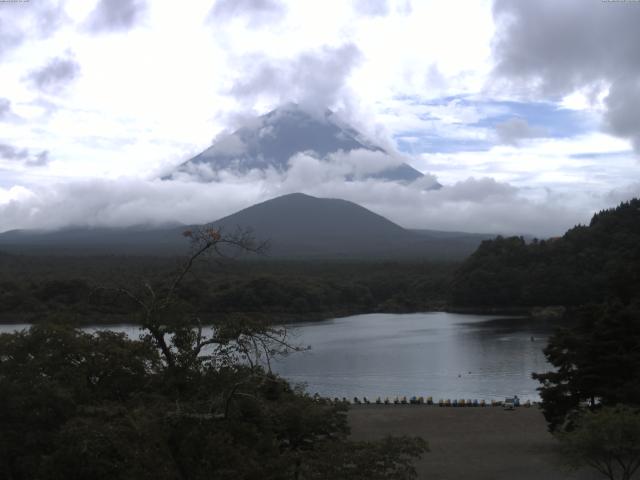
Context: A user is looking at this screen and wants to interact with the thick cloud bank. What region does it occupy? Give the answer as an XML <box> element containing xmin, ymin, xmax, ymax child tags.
<box><xmin>492</xmin><ymin>0</ymin><xmax>640</xmax><ymax>153</ymax></box>
<box><xmin>0</xmin><ymin>165</ymin><xmax>618</xmax><ymax>238</ymax></box>
<box><xmin>230</xmin><ymin>44</ymin><xmax>362</xmax><ymax>114</ymax></box>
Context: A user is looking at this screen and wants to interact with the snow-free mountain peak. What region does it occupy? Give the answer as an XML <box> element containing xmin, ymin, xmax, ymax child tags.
<box><xmin>0</xmin><ymin>192</ymin><xmax>490</xmax><ymax>259</ymax></box>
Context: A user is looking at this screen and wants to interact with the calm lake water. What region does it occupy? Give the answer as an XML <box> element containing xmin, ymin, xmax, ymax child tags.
<box><xmin>0</xmin><ymin>312</ymin><xmax>555</xmax><ymax>401</ymax></box>
<box><xmin>273</xmin><ymin>312</ymin><xmax>555</xmax><ymax>401</ymax></box>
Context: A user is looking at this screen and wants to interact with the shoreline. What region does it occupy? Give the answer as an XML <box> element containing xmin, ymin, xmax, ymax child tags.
<box><xmin>0</xmin><ymin>305</ymin><xmax>555</xmax><ymax>327</ymax></box>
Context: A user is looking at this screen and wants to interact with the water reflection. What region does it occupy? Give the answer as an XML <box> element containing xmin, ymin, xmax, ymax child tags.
<box><xmin>0</xmin><ymin>312</ymin><xmax>557</xmax><ymax>401</ymax></box>
<box><xmin>272</xmin><ymin>312</ymin><xmax>555</xmax><ymax>401</ymax></box>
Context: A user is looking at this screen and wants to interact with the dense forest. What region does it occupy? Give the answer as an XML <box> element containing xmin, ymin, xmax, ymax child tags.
<box><xmin>0</xmin><ymin>254</ymin><xmax>455</xmax><ymax>325</ymax></box>
<box><xmin>451</xmin><ymin>199</ymin><xmax>640</xmax><ymax>308</ymax></box>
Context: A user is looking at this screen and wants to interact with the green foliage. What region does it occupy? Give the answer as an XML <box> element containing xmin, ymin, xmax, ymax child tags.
<box><xmin>0</xmin><ymin>325</ymin><xmax>426</xmax><ymax>479</ymax></box>
<box><xmin>0</xmin><ymin>257</ymin><xmax>455</xmax><ymax>324</ymax></box>
<box><xmin>451</xmin><ymin>199</ymin><xmax>640</xmax><ymax>307</ymax></box>
<box><xmin>0</xmin><ymin>325</ymin><xmax>162</xmax><ymax>479</ymax></box>
<box><xmin>557</xmin><ymin>405</ymin><xmax>640</xmax><ymax>480</ymax></box>
<box><xmin>533</xmin><ymin>302</ymin><xmax>640</xmax><ymax>431</ymax></box>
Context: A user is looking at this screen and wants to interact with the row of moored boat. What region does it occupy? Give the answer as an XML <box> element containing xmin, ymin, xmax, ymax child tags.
<box><xmin>318</xmin><ymin>396</ymin><xmax>536</xmax><ymax>407</ymax></box>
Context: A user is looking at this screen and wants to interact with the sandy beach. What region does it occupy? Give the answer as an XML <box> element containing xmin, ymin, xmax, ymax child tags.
<box><xmin>348</xmin><ymin>405</ymin><xmax>600</xmax><ymax>480</ymax></box>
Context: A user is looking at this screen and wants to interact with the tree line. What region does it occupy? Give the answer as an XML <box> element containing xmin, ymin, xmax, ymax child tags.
<box><xmin>0</xmin><ymin>256</ymin><xmax>454</xmax><ymax>324</ymax></box>
<box><xmin>451</xmin><ymin>198</ymin><xmax>640</xmax><ymax>308</ymax></box>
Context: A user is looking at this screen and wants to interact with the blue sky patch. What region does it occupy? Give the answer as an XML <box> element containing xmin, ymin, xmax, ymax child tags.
<box><xmin>396</xmin><ymin>134</ymin><xmax>493</xmax><ymax>154</ymax></box>
<box><xmin>471</xmin><ymin>100</ymin><xmax>597</xmax><ymax>138</ymax></box>
<box><xmin>570</xmin><ymin>150</ymin><xmax>633</xmax><ymax>160</ymax></box>
<box><xmin>392</xmin><ymin>95</ymin><xmax>599</xmax><ymax>154</ymax></box>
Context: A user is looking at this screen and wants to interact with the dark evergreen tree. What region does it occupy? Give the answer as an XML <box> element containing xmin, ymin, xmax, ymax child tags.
<box><xmin>451</xmin><ymin>198</ymin><xmax>640</xmax><ymax>308</ymax></box>
<box><xmin>533</xmin><ymin>302</ymin><xmax>640</xmax><ymax>431</ymax></box>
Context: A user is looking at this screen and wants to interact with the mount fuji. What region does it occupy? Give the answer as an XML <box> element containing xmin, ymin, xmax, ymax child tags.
<box><xmin>166</xmin><ymin>103</ymin><xmax>433</xmax><ymax>185</ymax></box>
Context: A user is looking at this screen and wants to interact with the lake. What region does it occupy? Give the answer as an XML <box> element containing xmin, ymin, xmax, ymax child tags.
<box><xmin>273</xmin><ymin>312</ymin><xmax>554</xmax><ymax>402</ymax></box>
<box><xmin>0</xmin><ymin>312</ymin><xmax>555</xmax><ymax>401</ymax></box>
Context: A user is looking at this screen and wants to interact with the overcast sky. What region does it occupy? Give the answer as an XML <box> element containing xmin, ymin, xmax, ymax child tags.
<box><xmin>0</xmin><ymin>0</ymin><xmax>639</xmax><ymax>236</ymax></box>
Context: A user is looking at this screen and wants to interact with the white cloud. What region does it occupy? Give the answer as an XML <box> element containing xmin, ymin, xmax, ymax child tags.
<box><xmin>229</xmin><ymin>43</ymin><xmax>363</xmax><ymax>114</ymax></box>
<box><xmin>353</xmin><ymin>0</ymin><xmax>389</xmax><ymax>17</ymax></box>
<box><xmin>414</xmin><ymin>132</ymin><xmax>636</xmax><ymax>191</ymax></box>
<box><xmin>85</xmin><ymin>0</ymin><xmax>148</xmax><ymax>33</ymax></box>
<box><xmin>606</xmin><ymin>182</ymin><xmax>640</xmax><ymax>206</ymax></box>
<box><xmin>208</xmin><ymin>0</ymin><xmax>286</xmax><ymax>27</ymax></box>
<box><xmin>324</xmin><ymin>149</ymin><xmax>403</xmax><ymax>178</ymax></box>
<box><xmin>0</xmin><ymin>98</ymin><xmax>18</xmax><ymax>121</ymax></box>
<box><xmin>0</xmin><ymin>178</ymin><xmax>263</xmax><ymax>231</ymax></box>
<box><xmin>279</xmin><ymin>149</ymin><xmax>402</xmax><ymax>186</ymax></box>
<box><xmin>0</xmin><ymin>166</ymin><xmax>628</xmax><ymax>238</ymax></box>
<box><xmin>0</xmin><ymin>0</ymin><xmax>636</xmax><ymax>238</ymax></box>
<box><xmin>491</xmin><ymin>0</ymin><xmax>640</xmax><ymax>153</ymax></box>
<box><xmin>208</xmin><ymin>134</ymin><xmax>248</xmax><ymax>156</ymax></box>
<box><xmin>494</xmin><ymin>117</ymin><xmax>548</xmax><ymax>146</ymax></box>
<box><xmin>0</xmin><ymin>185</ymin><xmax>35</xmax><ymax>205</ymax></box>
<box><xmin>26</xmin><ymin>54</ymin><xmax>80</xmax><ymax>93</ymax></box>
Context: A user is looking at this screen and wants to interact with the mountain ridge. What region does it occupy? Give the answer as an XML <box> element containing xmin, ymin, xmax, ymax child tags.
<box><xmin>0</xmin><ymin>193</ymin><xmax>492</xmax><ymax>259</ymax></box>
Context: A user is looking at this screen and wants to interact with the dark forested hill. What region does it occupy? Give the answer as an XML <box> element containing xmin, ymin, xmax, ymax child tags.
<box><xmin>211</xmin><ymin>192</ymin><xmax>411</xmax><ymax>257</ymax></box>
<box><xmin>0</xmin><ymin>193</ymin><xmax>492</xmax><ymax>260</ymax></box>
<box><xmin>450</xmin><ymin>198</ymin><xmax>640</xmax><ymax>307</ymax></box>
<box><xmin>0</xmin><ymin>225</ymin><xmax>187</xmax><ymax>255</ymax></box>
<box><xmin>210</xmin><ymin>193</ymin><xmax>492</xmax><ymax>258</ymax></box>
